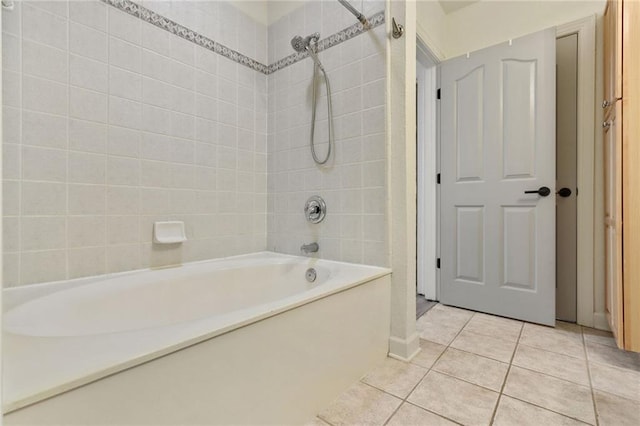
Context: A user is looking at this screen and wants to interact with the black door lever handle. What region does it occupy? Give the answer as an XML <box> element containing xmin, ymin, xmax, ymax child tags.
<box><xmin>524</xmin><ymin>186</ymin><xmax>551</xmax><ymax>197</ymax></box>
<box><xmin>557</xmin><ymin>187</ymin><xmax>572</xmax><ymax>197</ymax></box>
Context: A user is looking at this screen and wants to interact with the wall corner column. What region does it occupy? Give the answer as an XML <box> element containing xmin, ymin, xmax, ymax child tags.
<box><xmin>386</xmin><ymin>0</ymin><xmax>420</xmax><ymax>361</ymax></box>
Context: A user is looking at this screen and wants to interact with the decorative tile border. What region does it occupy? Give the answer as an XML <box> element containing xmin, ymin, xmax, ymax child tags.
<box><xmin>268</xmin><ymin>11</ymin><xmax>385</xmax><ymax>74</ymax></box>
<box><xmin>101</xmin><ymin>0</ymin><xmax>269</xmax><ymax>73</ymax></box>
<box><xmin>101</xmin><ymin>0</ymin><xmax>384</xmax><ymax>75</ymax></box>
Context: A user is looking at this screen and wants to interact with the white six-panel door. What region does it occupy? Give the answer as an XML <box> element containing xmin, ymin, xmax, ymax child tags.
<box><xmin>439</xmin><ymin>28</ymin><xmax>556</xmax><ymax>325</ymax></box>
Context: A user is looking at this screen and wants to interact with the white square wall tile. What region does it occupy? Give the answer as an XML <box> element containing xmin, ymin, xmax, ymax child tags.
<box><xmin>68</xmin><ymin>151</ymin><xmax>106</xmax><ymax>184</ymax></box>
<box><xmin>68</xmin><ymin>184</ymin><xmax>106</xmax><ymax>215</ymax></box>
<box><xmin>21</xmin><ymin>182</ymin><xmax>66</xmax><ymax>216</ymax></box>
<box><xmin>110</xmin><ymin>37</ymin><xmax>142</xmax><ymax>73</ymax></box>
<box><xmin>70</xmin><ymin>22</ymin><xmax>108</xmax><ymax>63</ymax></box>
<box><xmin>107</xmin><ymin>156</ymin><xmax>140</xmax><ymax>186</ymax></box>
<box><xmin>21</xmin><ymin>250</ymin><xmax>67</xmax><ymax>285</ymax></box>
<box><xmin>21</xmin><ymin>216</ymin><xmax>66</xmax><ymax>251</ymax></box>
<box><xmin>70</xmin><ymin>87</ymin><xmax>108</xmax><ymax>123</ymax></box>
<box><xmin>22</xmin><ymin>146</ymin><xmax>67</xmax><ymax>183</ymax></box>
<box><xmin>22</xmin><ymin>3</ymin><xmax>67</xmax><ymax>50</ymax></box>
<box><xmin>22</xmin><ymin>40</ymin><xmax>68</xmax><ymax>83</ymax></box>
<box><xmin>69</xmin><ymin>119</ymin><xmax>107</xmax><ymax>154</ymax></box>
<box><xmin>68</xmin><ymin>247</ymin><xmax>106</xmax><ymax>279</ymax></box>
<box><xmin>108</xmin><ymin>126</ymin><xmax>141</xmax><ymax>158</ymax></box>
<box><xmin>68</xmin><ymin>216</ymin><xmax>106</xmax><ymax>248</ymax></box>
<box><xmin>22</xmin><ymin>111</ymin><xmax>67</xmax><ymax>149</ymax></box>
<box><xmin>109</xmin><ymin>96</ymin><xmax>142</xmax><ymax>130</ymax></box>
<box><xmin>69</xmin><ymin>0</ymin><xmax>107</xmax><ymax>32</ymax></box>
<box><xmin>70</xmin><ymin>55</ymin><xmax>109</xmax><ymax>93</ymax></box>
<box><xmin>109</xmin><ymin>67</ymin><xmax>142</xmax><ymax>101</ymax></box>
<box><xmin>23</xmin><ymin>75</ymin><xmax>68</xmax><ymax>116</ymax></box>
<box><xmin>107</xmin><ymin>186</ymin><xmax>140</xmax><ymax>215</ymax></box>
<box><xmin>109</xmin><ymin>6</ymin><xmax>141</xmax><ymax>44</ymax></box>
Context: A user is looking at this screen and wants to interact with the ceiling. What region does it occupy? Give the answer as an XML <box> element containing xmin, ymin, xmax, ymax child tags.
<box><xmin>438</xmin><ymin>0</ymin><xmax>481</xmax><ymax>14</ymax></box>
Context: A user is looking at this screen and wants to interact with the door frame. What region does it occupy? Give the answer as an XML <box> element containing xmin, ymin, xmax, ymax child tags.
<box><xmin>556</xmin><ymin>16</ymin><xmax>597</xmax><ymax>328</ymax></box>
<box><xmin>416</xmin><ymin>17</ymin><xmax>597</xmax><ymax>326</ymax></box>
<box><xmin>416</xmin><ymin>37</ymin><xmax>439</xmax><ymax>299</ymax></box>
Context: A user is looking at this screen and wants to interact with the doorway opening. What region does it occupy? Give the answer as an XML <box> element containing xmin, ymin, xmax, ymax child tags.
<box><xmin>416</xmin><ymin>18</ymin><xmax>596</xmax><ymax>326</ymax></box>
<box><xmin>416</xmin><ymin>38</ymin><xmax>438</xmax><ymax>318</ymax></box>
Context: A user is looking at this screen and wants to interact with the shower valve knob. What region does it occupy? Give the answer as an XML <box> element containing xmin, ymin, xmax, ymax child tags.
<box><xmin>304</xmin><ymin>196</ymin><xmax>327</xmax><ymax>224</ymax></box>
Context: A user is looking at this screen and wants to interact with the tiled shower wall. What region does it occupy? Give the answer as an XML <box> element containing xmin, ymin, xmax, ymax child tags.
<box><xmin>266</xmin><ymin>0</ymin><xmax>387</xmax><ymax>266</ymax></box>
<box><xmin>2</xmin><ymin>0</ymin><xmax>268</xmax><ymax>286</ymax></box>
<box><xmin>2</xmin><ymin>0</ymin><xmax>387</xmax><ymax>287</ymax></box>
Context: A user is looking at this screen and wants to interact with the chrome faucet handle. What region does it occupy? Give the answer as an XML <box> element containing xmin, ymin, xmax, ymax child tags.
<box><xmin>304</xmin><ymin>196</ymin><xmax>326</xmax><ymax>224</ymax></box>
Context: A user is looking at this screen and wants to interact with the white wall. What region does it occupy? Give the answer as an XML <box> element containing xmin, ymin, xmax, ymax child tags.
<box><xmin>417</xmin><ymin>0</ymin><xmax>606</xmax><ymax>59</ymax></box>
<box><xmin>445</xmin><ymin>0</ymin><xmax>606</xmax><ymax>58</ymax></box>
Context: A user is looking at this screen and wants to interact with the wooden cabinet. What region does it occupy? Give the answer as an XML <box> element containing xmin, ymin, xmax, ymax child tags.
<box><xmin>603</xmin><ymin>0</ymin><xmax>640</xmax><ymax>352</ymax></box>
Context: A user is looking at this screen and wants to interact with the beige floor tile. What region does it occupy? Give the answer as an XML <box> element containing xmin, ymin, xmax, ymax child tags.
<box><xmin>410</xmin><ymin>339</ymin><xmax>447</xmax><ymax>369</ymax></box>
<box><xmin>415</xmin><ymin>304</ymin><xmax>473</xmax><ymax>346</ymax></box>
<box><xmin>408</xmin><ymin>370</ymin><xmax>499</xmax><ymax>426</ymax></box>
<box><xmin>318</xmin><ymin>382</ymin><xmax>401</xmax><ymax>426</ymax></box>
<box><xmin>503</xmin><ymin>366</ymin><xmax>596</xmax><ymax>424</ymax></box>
<box><xmin>519</xmin><ymin>323</ymin><xmax>586</xmax><ymax>359</ymax></box>
<box><xmin>582</xmin><ymin>327</ymin><xmax>617</xmax><ymax>348</ymax></box>
<box><xmin>463</xmin><ymin>313</ymin><xmax>523</xmax><ymax>342</ymax></box>
<box><xmin>361</xmin><ymin>358</ymin><xmax>428</xmax><ymax>399</ymax></box>
<box><xmin>586</xmin><ymin>341</ymin><xmax>640</xmax><ymax>372</ymax></box>
<box><xmin>433</xmin><ymin>347</ymin><xmax>509</xmax><ymax>391</ymax></box>
<box><xmin>430</xmin><ymin>304</ymin><xmax>475</xmax><ymax>324</ymax></box>
<box><xmin>450</xmin><ymin>330</ymin><xmax>517</xmax><ymax>363</ymax></box>
<box><xmin>386</xmin><ymin>402</ymin><xmax>457</xmax><ymax>426</ymax></box>
<box><xmin>594</xmin><ymin>390</ymin><xmax>640</xmax><ymax>426</ymax></box>
<box><xmin>590</xmin><ymin>361</ymin><xmax>640</xmax><ymax>402</ymax></box>
<box><xmin>512</xmin><ymin>344</ymin><xmax>590</xmax><ymax>386</ymax></box>
<box><xmin>416</xmin><ymin>317</ymin><xmax>464</xmax><ymax>346</ymax></box>
<box><xmin>493</xmin><ymin>395</ymin><xmax>588</xmax><ymax>426</ymax></box>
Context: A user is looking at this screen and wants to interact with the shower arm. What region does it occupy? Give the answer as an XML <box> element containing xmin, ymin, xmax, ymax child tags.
<box><xmin>337</xmin><ymin>0</ymin><xmax>369</xmax><ymax>26</ymax></box>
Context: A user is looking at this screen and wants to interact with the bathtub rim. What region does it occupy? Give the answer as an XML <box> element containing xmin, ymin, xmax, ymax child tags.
<box><xmin>2</xmin><ymin>252</ymin><xmax>391</xmax><ymax>413</ymax></box>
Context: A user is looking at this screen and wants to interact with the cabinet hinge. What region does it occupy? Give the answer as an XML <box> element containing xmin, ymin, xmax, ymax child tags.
<box><xmin>437</xmin><ymin>258</ymin><xmax>441</xmax><ymax>269</ymax></box>
<box><xmin>437</xmin><ymin>88</ymin><xmax>441</xmax><ymax>100</ymax></box>
<box><xmin>437</xmin><ymin>173</ymin><xmax>441</xmax><ymax>184</ymax></box>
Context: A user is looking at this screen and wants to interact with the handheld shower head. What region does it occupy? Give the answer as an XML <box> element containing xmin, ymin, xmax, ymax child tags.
<box><xmin>290</xmin><ymin>33</ymin><xmax>325</xmax><ymax>71</ymax></box>
<box><xmin>291</xmin><ymin>35</ymin><xmax>306</xmax><ymax>53</ymax></box>
<box><xmin>291</xmin><ymin>33</ymin><xmax>320</xmax><ymax>53</ymax></box>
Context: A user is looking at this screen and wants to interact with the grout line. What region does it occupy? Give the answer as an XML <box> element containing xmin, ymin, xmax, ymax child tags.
<box><xmin>488</xmin><ymin>320</ymin><xmax>524</xmax><ymax>425</ymax></box>
<box><xmin>380</xmin><ymin>307</ymin><xmax>476</xmax><ymax>425</ymax></box>
<box><xmin>582</xmin><ymin>326</ymin><xmax>601</xmax><ymax>426</ymax></box>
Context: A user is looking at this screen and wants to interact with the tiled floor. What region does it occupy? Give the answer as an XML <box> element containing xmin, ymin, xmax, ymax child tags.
<box><xmin>312</xmin><ymin>304</ymin><xmax>640</xmax><ymax>426</ymax></box>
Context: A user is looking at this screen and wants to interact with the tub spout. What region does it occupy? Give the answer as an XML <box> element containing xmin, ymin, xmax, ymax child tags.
<box><xmin>300</xmin><ymin>242</ymin><xmax>319</xmax><ymax>254</ymax></box>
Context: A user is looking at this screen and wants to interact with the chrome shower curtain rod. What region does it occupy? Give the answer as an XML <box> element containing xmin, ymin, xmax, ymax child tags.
<box><xmin>337</xmin><ymin>0</ymin><xmax>369</xmax><ymax>26</ymax></box>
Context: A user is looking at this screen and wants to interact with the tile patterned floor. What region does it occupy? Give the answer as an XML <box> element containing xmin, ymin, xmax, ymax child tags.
<box><xmin>311</xmin><ymin>304</ymin><xmax>640</xmax><ymax>426</ymax></box>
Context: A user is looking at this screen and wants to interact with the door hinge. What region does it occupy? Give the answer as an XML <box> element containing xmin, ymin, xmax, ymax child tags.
<box><xmin>437</xmin><ymin>258</ymin><xmax>441</xmax><ymax>269</ymax></box>
<box><xmin>437</xmin><ymin>88</ymin><xmax>441</xmax><ymax>100</ymax></box>
<box><xmin>437</xmin><ymin>173</ymin><xmax>441</xmax><ymax>184</ymax></box>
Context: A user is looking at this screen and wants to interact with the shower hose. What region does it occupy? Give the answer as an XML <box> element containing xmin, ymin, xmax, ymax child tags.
<box><xmin>309</xmin><ymin>58</ymin><xmax>333</xmax><ymax>165</ymax></box>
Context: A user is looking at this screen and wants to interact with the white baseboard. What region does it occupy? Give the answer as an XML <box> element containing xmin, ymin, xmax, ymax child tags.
<box><xmin>593</xmin><ymin>312</ymin><xmax>611</xmax><ymax>331</ymax></box>
<box><xmin>388</xmin><ymin>333</ymin><xmax>421</xmax><ymax>362</ymax></box>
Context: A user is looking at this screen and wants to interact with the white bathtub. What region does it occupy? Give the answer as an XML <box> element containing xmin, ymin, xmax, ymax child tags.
<box><xmin>2</xmin><ymin>252</ymin><xmax>391</xmax><ymax>425</ymax></box>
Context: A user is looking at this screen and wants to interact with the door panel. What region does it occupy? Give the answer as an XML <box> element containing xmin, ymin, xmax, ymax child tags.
<box><xmin>502</xmin><ymin>60</ymin><xmax>537</xmax><ymax>179</ymax></box>
<box><xmin>456</xmin><ymin>206</ymin><xmax>484</xmax><ymax>283</ymax></box>
<box><xmin>455</xmin><ymin>67</ymin><xmax>485</xmax><ymax>182</ymax></box>
<box><xmin>440</xmin><ymin>28</ymin><xmax>556</xmax><ymax>325</ymax></box>
<box><xmin>503</xmin><ymin>206</ymin><xmax>536</xmax><ymax>290</ymax></box>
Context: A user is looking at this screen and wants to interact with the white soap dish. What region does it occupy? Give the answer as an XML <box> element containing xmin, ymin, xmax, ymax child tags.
<box><xmin>153</xmin><ymin>221</ymin><xmax>187</xmax><ymax>244</ymax></box>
